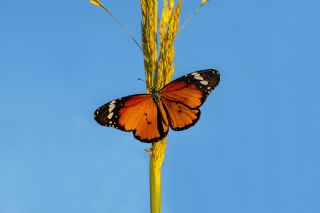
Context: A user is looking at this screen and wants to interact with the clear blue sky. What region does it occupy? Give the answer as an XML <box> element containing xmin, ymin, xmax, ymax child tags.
<box><xmin>1</xmin><ymin>0</ymin><xmax>320</xmax><ymax>212</ymax></box>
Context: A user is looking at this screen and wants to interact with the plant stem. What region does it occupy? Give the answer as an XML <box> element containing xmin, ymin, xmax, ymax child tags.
<box><xmin>149</xmin><ymin>139</ymin><xmax>167</xmax><ymax>213</ymax></box>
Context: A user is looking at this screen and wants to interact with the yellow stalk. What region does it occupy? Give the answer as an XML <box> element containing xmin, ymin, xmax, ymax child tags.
<box><xmin>149</xmin><ymin>139</ymin><xmax>167</xmax><ymax>213</ymax></box>
<box><xmin>141</xmin><ymin>1</ymin><xmax>181</xmax><ymax>213</ymax></box>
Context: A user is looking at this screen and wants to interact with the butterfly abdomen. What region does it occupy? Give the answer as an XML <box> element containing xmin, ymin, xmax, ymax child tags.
<box><xmin>150</xmin><ymin>88</ymin><xmax>169</xmax><ymax>127</ymax></box>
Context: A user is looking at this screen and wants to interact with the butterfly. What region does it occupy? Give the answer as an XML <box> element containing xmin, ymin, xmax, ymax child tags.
<box><xmin>94</xmin><ymin>69</ymin><xmax>220</xmax><ymax>143</ymax></box>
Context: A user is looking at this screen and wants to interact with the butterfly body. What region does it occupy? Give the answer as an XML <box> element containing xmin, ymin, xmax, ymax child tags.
<box><xmin>150</xmin><ymin>87</ymin><xmax>170</xmax><ymax>126</ymax></box>
<box><xmin>94</xmin><ymin>69</ymin><xmax>220</xmax><ymax>143</ymax></box>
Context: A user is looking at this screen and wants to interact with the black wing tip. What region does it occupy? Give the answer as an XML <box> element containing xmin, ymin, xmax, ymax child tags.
<box><xmin>197</xmin><ymin>68</ymin><xmax>220</xmax><ymax>75</ymax></box>
<box><xmin>93</xmin><ymin>109</ymin><xmax>104</xmax><ymax>126</ymax></box>
<box><xmin>193</xmin><ymin>69</ymin><xmax>220</xmax><ymax>85</ymax></box>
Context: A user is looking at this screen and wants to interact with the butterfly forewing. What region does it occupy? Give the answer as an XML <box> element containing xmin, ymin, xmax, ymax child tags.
<box><xmin>160</xmin><ymin>69</ymin><xmax>220</xmax><ymax>130</ymax></box>
<box><xmin>160</xmin><ymin>69</ymin><xmax>220</xmax><ymax>108</ymax></box>
<box><xmin>94</xmin><ymin>96</ymin><xmax>125</xmax><ymax>129</ymax></box>
<box><xmin>94</xmin><ymin>94</ymin><xmax>168</xmax><ymax>142</ymax></box>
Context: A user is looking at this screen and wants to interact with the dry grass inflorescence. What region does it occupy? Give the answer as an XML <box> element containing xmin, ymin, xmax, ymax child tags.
<box><xmin>89</xmin><ymin>1</ymin><xmax>207</xmax><ymax>212</ymax></box>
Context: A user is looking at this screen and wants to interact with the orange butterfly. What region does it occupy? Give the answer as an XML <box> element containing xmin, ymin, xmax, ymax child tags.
<box><xmin>94</xmin><ymin>69</ymin><xmax>220</xmax><ymax>142</ymax></box>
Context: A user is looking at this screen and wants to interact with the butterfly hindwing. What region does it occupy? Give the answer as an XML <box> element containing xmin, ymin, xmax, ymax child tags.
<box><xmin>161</xmin><ymin>98</ymin><xmax>201</xmax><ymax>130</ymax></box>
<box><xmin>94</xmin><ymin>94</ymin><xmax>168</xmax><ymax>143</ymax></box>
<box><xmin>160</xmin><ymin>69</ymin><xmax>220</xmax><ymax>130</ymax></box>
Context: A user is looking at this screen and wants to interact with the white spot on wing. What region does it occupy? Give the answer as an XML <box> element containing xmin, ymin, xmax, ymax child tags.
<box><xmin>109</xmin><ymin>104</ymin><xmax>115</xmax><ymax>112</ymax></box>
<box><xmin>200</xmin><ymin>80</ymin><xmax>208</xmax><ymax>85</ymax></box>
<box><xmin>194</xmin><ymin>75</ymin><xmax>204</xmax><ymax>80</ymax></box>
<box><xmin>107</xmin><ymin>112</ymin><xmax>114</xmax><ymax>119</ymax></box>
<box><xmin>191</xmin><ymin>72</ymin><xmax>200</xmax><ymax>76</ymax></box>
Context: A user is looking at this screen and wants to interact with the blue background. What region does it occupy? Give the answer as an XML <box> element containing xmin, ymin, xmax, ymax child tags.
<box><xmin>1</xmin><ymin>0</ymin><xmax>319</xmax><ymax>212</ymax></box>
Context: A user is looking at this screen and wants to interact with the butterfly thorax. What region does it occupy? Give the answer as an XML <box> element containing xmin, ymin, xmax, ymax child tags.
<box><xmin>150</xmin><ymin>87</ymin><xmax>161</xmax><ymax>103</ymax></box>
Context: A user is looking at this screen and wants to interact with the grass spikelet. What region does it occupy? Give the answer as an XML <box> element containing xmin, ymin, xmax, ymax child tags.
<box><xmin>158</xmin><ymin>0</ymin><xmax>182</xmax><ymax>88</ymax></box>
<box><xmin>89</xmin><ymin>0</ymin><xmax>101</xmax><ymax>7</ymax></box>
<box><xmin>141</xmin><ymin>0</ymin><xmax>158</xmax><ymax>91</ymax></box>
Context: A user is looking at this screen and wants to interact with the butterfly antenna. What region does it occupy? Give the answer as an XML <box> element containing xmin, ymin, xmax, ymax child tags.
<box><xmin>91</xmin><ymin>1</ymin><xmax>143</xmax><ymax>52</ymax></box>
<box><xmin>178</xmin><ymin>1</ymin><xmax>208</xmax><ymax>35</ymax></box>
<box><xmin>137</xmin><ymin>78</ymin><xmax>146</xmax><ymax>83</ymax></box>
